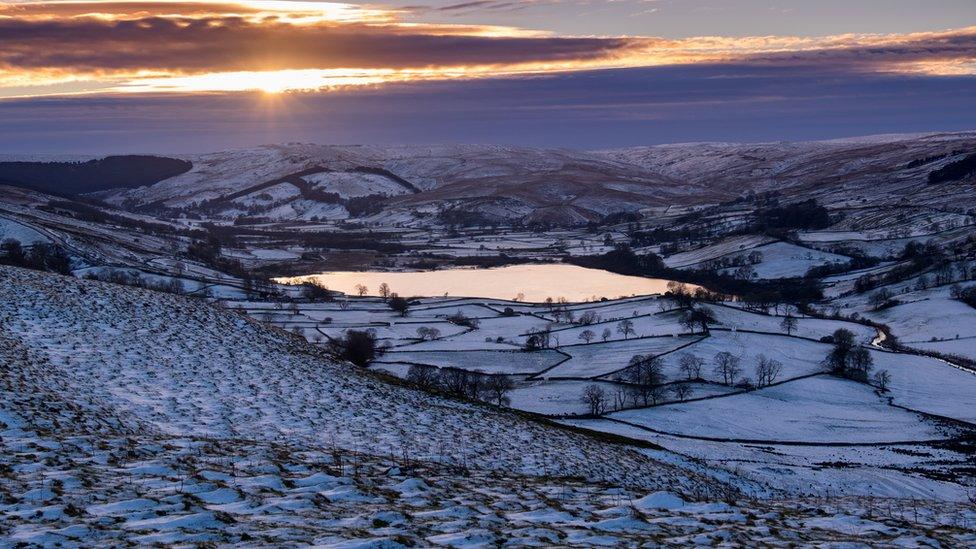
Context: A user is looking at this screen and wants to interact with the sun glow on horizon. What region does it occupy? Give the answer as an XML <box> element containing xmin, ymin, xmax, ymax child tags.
<box><xmin>0</xmin><ymin>1</ymin><xmax>973</xmax><ymax>99</ymax></box>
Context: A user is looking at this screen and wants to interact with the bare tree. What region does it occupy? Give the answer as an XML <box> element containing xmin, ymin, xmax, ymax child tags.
<box><xmin>406</xmin><ymin>364</ymin><xmax>440</xmax><ymax>390</ymax></box>
<box><xmin>466</xmin><ymin>371</ymin><xmax>489</xmax><ymax>401</ymax></box>
<box><xmin>416</xmin><ymin>326</ymin><xmax>441</xmax><ymax>341</ymax></box>
<box><xmin>577</xmin><ymin>311</ymin><xmax>600</xmax><ymax>325</ymax></box>
<box><xmin>355</xmin><ymin>284</ymin><xmax>368</xmax><ymax>297</ymax></box>
<box><xmin>848</xmin><ymin>347</ymin><xmax>874</xmax><ymax>381</ymax></box>
<box><xmin>873</xmin><ymin>369</ymin><xmax>891</xmax><ymax>392</ymax></box>
<box><xmin>378</xmin><ymin>282</ymin><xmax>392</xmax><ymax>301</ymax></box>
<box><xmin>780</xmin><ymin>314</ymin><xmax>798</xmax><ymax>336</ymax></box>
<box><xmin>616</xmin><ymin>319</ymin><xmax>635</xmax><ymax>339</ymax></box>
<box><xmin>601</xmin><ymin>328</ymin><xmax>612</xmax><ymax>342</ymax></box>
<box><xmin>754</xmin><ymin>354</ymin><xmax>783</xmax><ymax>387</ymax></box>
<box><xmin>624</xmin><ymin>354</ymin><xmax>666</xmax><ymax>406</ymax></box>
<box><xmin>484</xmin><ymin>375</ymin><xmax>515</xmax><ymax>406</ymax></box>
<box><xmin>671</xmin><ymin>384</ymin><xmax>693</xmax><ymax>401</ymax></box>
<box><xmin>649</xmin><ymin>383</ymin><xmax>669</xmax><ymax>405</ymax></box>
<box><xmin>440</xmin><ymin>367</ymin><xmax>470</xmax><ymax>398</ymax></box>
<box><xmin>681</xmin><ymin>307</ymin><xmax>716</xmax><ymax>334</ymax></box>
<box><xmin>388</xmin><ymin>294</ymin><xmax>410</xmax><ymax>317</ymax></box>
<box><xmin>611</xmin><ymin>385</ymin><xmax>627</xmax><ymax>411</ymax></box>
<box><xmin>823</xmin><ymin>328</ymin><xmax>857</xmax><ymax>375</ymax></box>
<box><xmin>578</xmin><ymin>329</ymin><xmax>596</xmax><ymax>344</ymax></box>
<box><xmin>677</xmin><ymin>353</ymin><xmax>704</xmax><ymax>380</ymax></box>
<box><xmin>330</xmin><ymin>329</ymin><xmax>382</xmax><ymax>367</ymax></box>
<box><xmin>713</xmin><ymin>351</ymin><xmax>742</xmax><ymax>386</ymax></box>
<box><xmin>868</xmin><ymin>289</ymin><xmax>893</xmax><ymax>311</ymax></box>
<box><xmin>582</xmin><ymin>385</ymin><xmax>608</xmax><ymax>415</ymax></box>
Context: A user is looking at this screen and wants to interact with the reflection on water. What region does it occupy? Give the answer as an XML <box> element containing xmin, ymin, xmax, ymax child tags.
<box><xmin>276</xmin><ymin>264</ymin><xmax>692</xmax><ymax>302</ymax></box>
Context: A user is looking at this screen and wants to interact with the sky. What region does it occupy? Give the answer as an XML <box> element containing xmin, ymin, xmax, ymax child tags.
<box><xmin>0</xmin><ymin>0</ymin><xmax>974</xmax><ymax>152</ymax></box>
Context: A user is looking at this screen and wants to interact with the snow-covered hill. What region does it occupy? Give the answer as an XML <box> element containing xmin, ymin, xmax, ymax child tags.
<box><xmin>600</xmin><ymin>132</ymin><xmax>976</xmax><ymax>210</ymax></box>
<box><xmin>81</xmin><ymin>132</ymin><xmax>976</xmax><ymax>227</ymax></box>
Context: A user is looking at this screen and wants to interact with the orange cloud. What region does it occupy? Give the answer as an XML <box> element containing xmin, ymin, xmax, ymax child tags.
<box><xmin>0</xmin><ymin>1</ymin><xmax>973</xmax><ymax>97</ymax></box>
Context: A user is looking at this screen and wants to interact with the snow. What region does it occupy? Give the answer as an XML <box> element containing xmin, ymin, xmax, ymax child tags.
<box><xmin>0</xmin><ymin>216</ymin><xmax>50</xmax><ymax>245</ymax></box>
<box><xmin>872</xmin><ymin>349</ymin><xmax>976</xmax><ymax>423</ymax></box>
<box><xmin>507</xmin><ymin>380</ymin><xmax>621</xmax><ymax>415</ymax></box>
<box><xmin>664</xmin><ymin>235</ymin><xmax>775</xmax><ymax>268</ymax></box>
<box><xmin>540</xmin><ymin>336</ymin><xmax>699</xmax><ymax>379</ymax></box>
<box><xmin>721</xmin><ymin>241</ymin><xmax>850</xmax><ymax>279</ymax></box>
<box><xmin>4</xmin><ymin>133</ymin><xmax>976</xmax><ymax>543</ymax></box>
<box><xmin>609</xmin><ymin>376</ymin><xmax>951</xmax><ymax>444</ymax></box>
<box><xmin>303</xmin><ymin>171</ymin><xmax>411</xmax><ymax>199</ymax></box>
<box><xmin>0</xmin><ymin>265</ymin><xmax>695</xmax><ymax>488</ymax></box>
<box><xmin>633</xmin><ymin>492</ymin><xmax>686</xmax><ymax>511</ymax></box>
<box><xmin>378</xmin><ymin>349</ymin><xmax>566</xmax><ymax>375</ymax></box>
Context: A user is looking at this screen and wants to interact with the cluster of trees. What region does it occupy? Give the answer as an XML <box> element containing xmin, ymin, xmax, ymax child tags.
<box><xmin>0</xmin><ymin>239</ymin><xmax>71</xmax><ymax>275</ymax></box>
<box><xmin>868</xmin><ymin>288</ymin><xmax>898</xmax><ymax>311</ymax></box>
<box><xmin>345</xmin><ymin>194</ymin><xmax>389</xmax><ymax>218</ymax></box>
<box><xmin>329</xmin><ymin>329</ymin><xmax>390</xmax><ymax>367</ymax></box>
<box><xmin>853</xmin><ymin>241</ymin><xmax>951</xmax><ymax>294</ymax></box>
<box><xmin>44</xmin><ymin>199</ymin><xmax>196</xmax><ymax>237</ymax></box>
<box><xmin>575</xmin><ymin>327</ymin><xmax>614</xmax><ymax>344</ymax></box>
<box><xmin>300</xmin><ymin>281</ymin><xmax>333</xmax><ymax>302</ymax></box>
<box><xmin>755</xmin><ymin>199</ymin><xmax>831</xmax><ymax>231</ymax></box>
<box><xmin>0</xmin><ymin>155</ymin><xmax>191</xmax><ymax>195</ymax></box>
<box><xmin>680</xmin><ymin>306</ymin><xmax>716</xmax><ymax>334</ymax></box>
<box><xmin>701</xmin><ymin>250</ymin><xmax>764</xmax><ymax>272</ymax></box>
<box><xmin>82</xmin><ymin>268</ymin><xmax>188</xmax><ymax>295</ymax></box>
<box><xmin>619</xmin><ymin>354</ymin><xmax>669</xmax><ymax>405</ymax></box>
<box><xmin>416</xmin><ymin>326</ymin><xmax>442</xmax><ymax>341</ymax></box>
<box><xmin>951</xmin><ymin>284</ymin><xmax>976</xmax><ymax>309</ymax></box>
<box><xmin>928</xmin><ymin>151</ymin><xmax>976</xmax><ymax>184</ymax></box>
<box><xmin>702</xmin><ymin>351</ymin><xmax>781</xmax><ymax>388</ymax></box>
<box><xmin>569</xmin><ymin>244</ymin><xmax>822</xmax><ymax>304</ymax></box>
<box><xmin>436</xmin><ymin>208</ymin><xmax>498</xmax><ymax>228</ymax></box>
<box><xmin>406</xmin><ymin>364</ymin><xmax>514</xmax><ymax>406</ymax></box>
<box><xmin>804</xmin><ymin>246</ymin><xmax>879</xmax><ymax>279</ymax></box>
<box><xmin>545</xmin><ymin>298</ymin><xmax>572</xmax><ymax>323</ymax></box>
<box><xmin>445</xmin><ymin>311</ymin><xmax>480</xmax><ymax>329</ymax></box>
<box><xmin>354</xmin><ymin>281</ymin><xmax>412</xmax><ymax>316</ymax></box>
<box><xmin>580</xmin><ymin>349</ymin><xmax>785</xmax><ymax>416</ymax></box>
<box><xmin>524</xmin><ymin>325</ymin><xmax>554</xmax><ymax>350</ymax></box>
<box><xmin>822</xmin><ymin>329</ymin><xmax>889</xmax><ymax>389</ymax></box>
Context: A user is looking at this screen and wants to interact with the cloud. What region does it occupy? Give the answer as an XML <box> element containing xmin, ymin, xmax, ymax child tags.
<box><xmin>0</xmin><ymin>1</ymin><xmax>973</xmax><ymax>96</ymax></box>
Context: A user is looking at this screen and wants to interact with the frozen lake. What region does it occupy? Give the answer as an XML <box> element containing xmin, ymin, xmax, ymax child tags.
<box><xmin>277</xmin><ymin>264</ymin><xmax>689</xmax><ymax>302</ymax></box>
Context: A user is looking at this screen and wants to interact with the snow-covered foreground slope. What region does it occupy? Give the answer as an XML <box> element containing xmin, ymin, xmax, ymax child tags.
<box><xmin>0</xmin><ymin>266</ymin><xmax>705</xmax><ymax>491</ymax></box>
<box><xmin>3</xmin><ymin>267</ymin><xmax>976</xmax><ymax>545</ymax></box>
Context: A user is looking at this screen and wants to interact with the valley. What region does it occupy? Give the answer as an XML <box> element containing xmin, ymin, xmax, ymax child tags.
<box><xmin>1</xmin><ymin>132</ymin><xmax>976</xmax><ymax>545</ymax></box>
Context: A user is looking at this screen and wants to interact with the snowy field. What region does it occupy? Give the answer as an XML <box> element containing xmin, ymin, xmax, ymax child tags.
<box><xmin>379</xmin><ymin>349</ymin><xmax>567</xmax><ymax>375</ymax></box>
<box><xmin>0</xmin><ymin>215</ymin><xmax>50</xmax><ymax>245</ymax></box>
<box><xmin>609</xmin><ymin>375</ymin><xmax>951</xmax><ymax>444</ymax></box>
<box><xmin>254</xmin><ymin>283</ymin><xmax>976</xmax><ymax>502</ymax></box>
<box><xmin>541</xmin><ymin>336</ymin><xmax>700</xmax><ymax>379</ymax></box>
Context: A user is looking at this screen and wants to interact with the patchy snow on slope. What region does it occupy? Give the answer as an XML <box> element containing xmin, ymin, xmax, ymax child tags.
<box><xmin>724</xmin><ymin>241</ymin><xmax>850</xmax><ymax>279</ymax></box>
<box><xmin>664</xmin><ymin>235</ymin><xmax>775</xmax><ymax>269</ymax></box>
<box><xmin>0</xmin><ymin>265</ymin><xmax>699</xmax><ymax>490</ymax></box>
<box><xmin>303</xmin><ymin>171</ymin><xmax>411</xmax><ymax>199</ymax></box>
<box><xmin>0</xmin><ymin>215</ymin><xmax>50</xmax><ymax>245</ymax></box>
